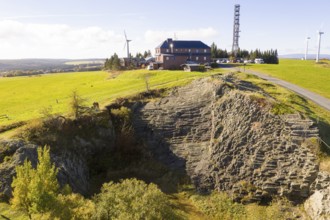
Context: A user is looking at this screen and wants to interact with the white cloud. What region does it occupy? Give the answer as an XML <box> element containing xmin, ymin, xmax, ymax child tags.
<box><xmin>144</xmin><ymin>27</ymin><xmax>219</xmax><ymax>45</ymax></box>
<box><xmin>0</xmin><ymin>20</ymin><xmax>124</xmax><ymax>59</ymax></box>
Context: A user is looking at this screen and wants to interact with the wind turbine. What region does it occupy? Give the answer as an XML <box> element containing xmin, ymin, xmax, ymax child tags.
<box><xmin>123</xmin><ymin>30</ymin><xmax>132</xmax><ymax>60</ymax></box>
<box><xmin>316</xmin><ymin>30</ymin><xmax>324</xmax><ymax>63</ymax></box>
<box><xmin>305</xmin><ymin>37</ymin><xmax>311</xmax><ymax>60</ymax></box>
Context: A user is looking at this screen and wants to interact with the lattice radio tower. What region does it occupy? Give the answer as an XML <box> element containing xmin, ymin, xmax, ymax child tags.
<box><xmin>232</xmin><ymin>4</ymin><xmax>240</xmax><ymax>57</ymax></box>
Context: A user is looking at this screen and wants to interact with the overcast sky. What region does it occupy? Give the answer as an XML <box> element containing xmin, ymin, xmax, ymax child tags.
<box><xmin>0</xmin><ymin>0</ymin><xmax>329</xmax><ymax>59</ymax></box>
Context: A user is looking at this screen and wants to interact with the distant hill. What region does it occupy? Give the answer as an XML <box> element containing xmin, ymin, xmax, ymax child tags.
<box><xmin>0</xmin><ymin>58</ymin><xmax>105</xmax><ymax>72</ymax></box>
<box><xmin>279</xmin><ymin>54</ymin><xmax>330</xmax><ymax>60</ymax></box>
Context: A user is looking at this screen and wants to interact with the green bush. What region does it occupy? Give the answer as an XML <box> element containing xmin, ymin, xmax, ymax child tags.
<box><xmin>271</xmin><ymin>103</ymin><xmax>294</xmax><ymax>115</ymax></box>
<box><xmin>191</xmin><ymin>192</ymin><xmax>246</xmax><ymax>220</ymax></box>
<box><xmin>93</xmin><ymin>178</ymin><xmax>176</xmax><ymax>220</ymax></box>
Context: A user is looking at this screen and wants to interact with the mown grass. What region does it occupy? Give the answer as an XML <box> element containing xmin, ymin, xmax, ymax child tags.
<box><xmin>0</xmin><ymin>69</ymin><xmax>222</xmax><ymax>127</ymax></box>
<box><xmin>246</xmin><ymin>59</ymin><xmax>330</xmax><ymax>99</ymax></box>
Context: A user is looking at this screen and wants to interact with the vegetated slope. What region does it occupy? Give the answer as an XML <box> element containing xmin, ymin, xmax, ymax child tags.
<box><xmin>247</xmin><ymin>59</ymin><xmax>330</xmax><ymax>99</ymax></box>
<box><xmin>133</xmin><ymin>74</ymin><xmax>320</xmax><ymax>204</ymax></box>
<box><xmin>0</xmin><ymin>73</ymin><xmax>328</xmax><ymax>219</ymax></box>
<box><xmin>0</xmin><ymin>69</ymin><xmax>219</xmax><ymax>127</ymax></box>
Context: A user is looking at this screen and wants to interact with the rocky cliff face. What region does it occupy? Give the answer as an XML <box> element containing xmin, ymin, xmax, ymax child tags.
<box><xmin>0</xmin><ymin>118</ymin><xmax>115</xmax><ymax>199</ymax></box>
<box><xmin>133</xmin><ymin>75</ymin><xmax>320</xmax><ymax>203</ymax></box>
<box><xmin>304</xmin><ymin>172</ymin><xmax>330</xmax><ymax>219</ymax></box>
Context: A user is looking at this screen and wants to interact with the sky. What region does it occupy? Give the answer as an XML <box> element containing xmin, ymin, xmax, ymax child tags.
<box><xmin>0</xmin><ymin>0</ymin><xmax>329</xmax><ymax>59</ymax></box>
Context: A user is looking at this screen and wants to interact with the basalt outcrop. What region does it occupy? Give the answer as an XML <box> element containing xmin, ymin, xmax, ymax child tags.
<box><xmin>0</xmin><ymin>74</ymin><xmax>325</xmax><ymax>211</ymax></box>
<box><xmin>0</xmin><ymin>118</ymin><xmax>115</xmax><ymax>199</ymax></box>
<box><xmin>132</xmin><ymin>75</ymin><xmax>320</xmax><ymax>203</ymax></box>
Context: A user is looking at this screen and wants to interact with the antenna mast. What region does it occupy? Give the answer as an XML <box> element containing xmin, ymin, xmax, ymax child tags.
<box><xmin>232</xmin><ymin>4</ymin><xmax>240</xmax><ymax>57</ymax></box>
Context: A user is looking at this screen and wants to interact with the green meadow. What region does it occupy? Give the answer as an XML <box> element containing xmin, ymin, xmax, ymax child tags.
<box><xmin>0</xmin><ymin>69</ymin><xmax>220</xmax><ymax>126</ymax></box>
<box><xmin>247</xmin><ymin>59</ymin><xmax>330</xmax><ymax>99</ymax></box>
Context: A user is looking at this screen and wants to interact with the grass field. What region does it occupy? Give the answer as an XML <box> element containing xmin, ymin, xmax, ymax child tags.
<box><xmin>0</xmin><ymin>69</ymin><xmax>221</xmax><ymax>127</ymax></box>
<box><xmin>246</xmin><ymin>59</ymin><xmax>330</xmax><ymax>99</ymax></box>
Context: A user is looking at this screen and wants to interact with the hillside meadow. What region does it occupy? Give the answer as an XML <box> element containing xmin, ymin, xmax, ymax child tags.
<box><xmin>247</xmin><ymin>59</ymin><xmax>330</xmax><ymax>99</ymax></box>
<box><xmin>0</xmin><ymin>69</ymin><xmax>222</xmax><ymax>127</ymax></box>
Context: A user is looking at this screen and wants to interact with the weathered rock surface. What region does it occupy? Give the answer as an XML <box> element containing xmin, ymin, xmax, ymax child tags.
<box><xmin>133</xmin><ymin>76</ymin><xmax>319</xmax><ymax>203</ymax></box>
<box><xmin>0</xmin><ymin>140</ymin><xmax>89</xmax><ymax>198</ymax></box>
<box><xmin>0</xmin><ymin>118</ymin><xmax>115</xmax><ymax>198</ymax></box>
<box><xmin>305</xmin><ymin>172</ymin><xmax>330</xmax><ymax>219</ymax></box>
<box><xmin>0</xmin><ymin>140</ymin><xmax>38</xmax><ymax>198</ymax></box>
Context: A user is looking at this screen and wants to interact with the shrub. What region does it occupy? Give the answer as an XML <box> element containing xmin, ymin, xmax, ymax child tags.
<box><xmin>198</xmin><ymin>65</ymin><xmax>206</xmax><ymax>72</ymax></box>
<box><xmin>93</xmin><ymin>178</ymin><xmax>176</xmax><ymax>220</ymax></box>
<box><xmin>111</xmin><ymin>106</ymin><xmax>132</xmax><ymax>125</ymax></box>
<box><xmin>70</xmin><ymin>91</ymin><xmax>87</xmax><ymax>119</ymax></box>
<box><xmin>190</xmin><ymin>191</ymin><xmax>246</xmax><ymax>220</ymax></box>
<box><xmin>246</xmin><ymin>197</ymin><xmax>298</xmax><ymax>220</ymax></box>
<box><xmin>271</xmin><ymin>103</ymin><xmax>294</xmax><ymax>115</ymax></box>
<box><xmin>51</xmin><ymin>193</ymin><xmax>95</xmax><ymax>220</ymax></box>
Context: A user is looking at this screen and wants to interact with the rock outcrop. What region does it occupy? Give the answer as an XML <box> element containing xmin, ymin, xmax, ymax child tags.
<box><xmin>0</xmin><ymin>117</ymin><xmax>115</xmax><ymax>198</ymax></box>
<box><xmin>304</xmin><ymin>172</ymin><xmax>330</xmax><ymax>219</ymax></box>
<box><xmin>0</xmin><ymin>140</ymin><xmax>89</xmax><ymax>198</ymax></box>
<box><xmin>0</xmin><ymin>140</ymin><xmax>38</xmax><ymax>199</ymax></box>
<box><xmin>133</xmin><ymin>76</ymin><xmax>320</xmax><ymax>203</ymax></box>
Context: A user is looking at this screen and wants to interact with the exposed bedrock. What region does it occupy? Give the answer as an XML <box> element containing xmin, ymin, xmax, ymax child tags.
<box><xmin>133</xmin><ymin>76</ymin><xmax>320</xmax><ymax>203</ymax></box>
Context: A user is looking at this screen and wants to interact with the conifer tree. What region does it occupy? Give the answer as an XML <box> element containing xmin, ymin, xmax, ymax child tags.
<box><xmin>11</xmin><ymin>146</ymin><xmax>59</xmax><ymax>219</ymax></box>
<box><xmin>11</xmin><ymin>160</ymin><xmax>34</xmax><ymax>219</ymax></box>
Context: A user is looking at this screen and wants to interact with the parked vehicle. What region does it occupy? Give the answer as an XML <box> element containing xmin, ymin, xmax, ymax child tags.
<box><xmin>254</xmin><ymin>58</ymin><xmax>264</xmax><ymax>64</ymax></box>
<box><xmin>146</xmin><ymin>64</ymin><xmax>154</xmax><ymax>70</ymax></box>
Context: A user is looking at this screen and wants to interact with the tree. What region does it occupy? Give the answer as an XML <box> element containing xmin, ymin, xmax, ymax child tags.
<box><xmin>104</xmin><ymin>53</ymin><xmax>121</xmax><ymax>70</ymax></box>
<box><xmin>11</xmin><ymin>160</ymin><xmax>34</xmax><ymax>219</ymax></box>
<box><xmin>211</xmin><ymin>42</ymin><xmax>218</xmax><ymax>58</ymax></box>
<box><xmin>70</xmin><ymin>90</ymin><xmax>87</xmax><ymax>119</ymax></box>
<box><xmin>29</xmin><ymin>146</ymin><xmax>59</xmax><ymax>215</ymax></box>
<box><xmin>11</xmin><ymin>146</ymin><xmax>59</xmax><ymax>219</ymax></box>
<box><xmin>11</xmin><ymin>146</ymin><xmax>95</xmax><ymax>219</ymax></box>
<box><xmin>93</xmin><ymin>178</ymin><xmax>175</xmax><ymax>220</ymax></box>
<box><xmin>143</xmin><ymin>50</ymin><xmax>152</xmax><ymax>58</ymax></box>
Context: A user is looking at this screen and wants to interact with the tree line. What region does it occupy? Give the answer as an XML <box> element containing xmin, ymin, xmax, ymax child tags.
<box><xmin>104</xmin><ymin>50</ymin><xmax>152</xmax><ymax>71</ymax></box>
<box><xmin>210</xmin><ymin>43</ymin><xmax>279</xmax><ymax>64</ymax></box>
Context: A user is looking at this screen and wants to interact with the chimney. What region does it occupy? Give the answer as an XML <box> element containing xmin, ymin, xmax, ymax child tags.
<box><xmin>167</xmin><ymin>38</ymin><xmax>174</xmax><ymax>53</ymax></box>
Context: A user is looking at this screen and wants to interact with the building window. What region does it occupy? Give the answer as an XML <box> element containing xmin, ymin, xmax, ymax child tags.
<box><xmin>166</xmin><ymin>49</ymin><xmax>169</xmax><ymax>53</ymax></box>
<box><xmin>196</xmin><ymin>49</ymin><xmax>199</xmax><ymax>53</ymax></box>
<box><xmin>166</xmin><ymin>57</ymin><xmax>169</xmax><ymax>60</ymax></box>
<box><xmin>196</xmin><ymin>57</ymin><xmax>199</xmax><ymax>61</ymax></box>
<box><xmin>204</xmin><ymin>57</ymin><xmax>207</xmax><ymax>61</ymax></box>
<box><xmin>204</xmin><ymin>49</ymin><xmax>207</xmax><ymax>53</ymax></box>
<box><xmin>188</xmin><ymin>49</ymin><xmax>191</xmax><ymax>52</ymax></box>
